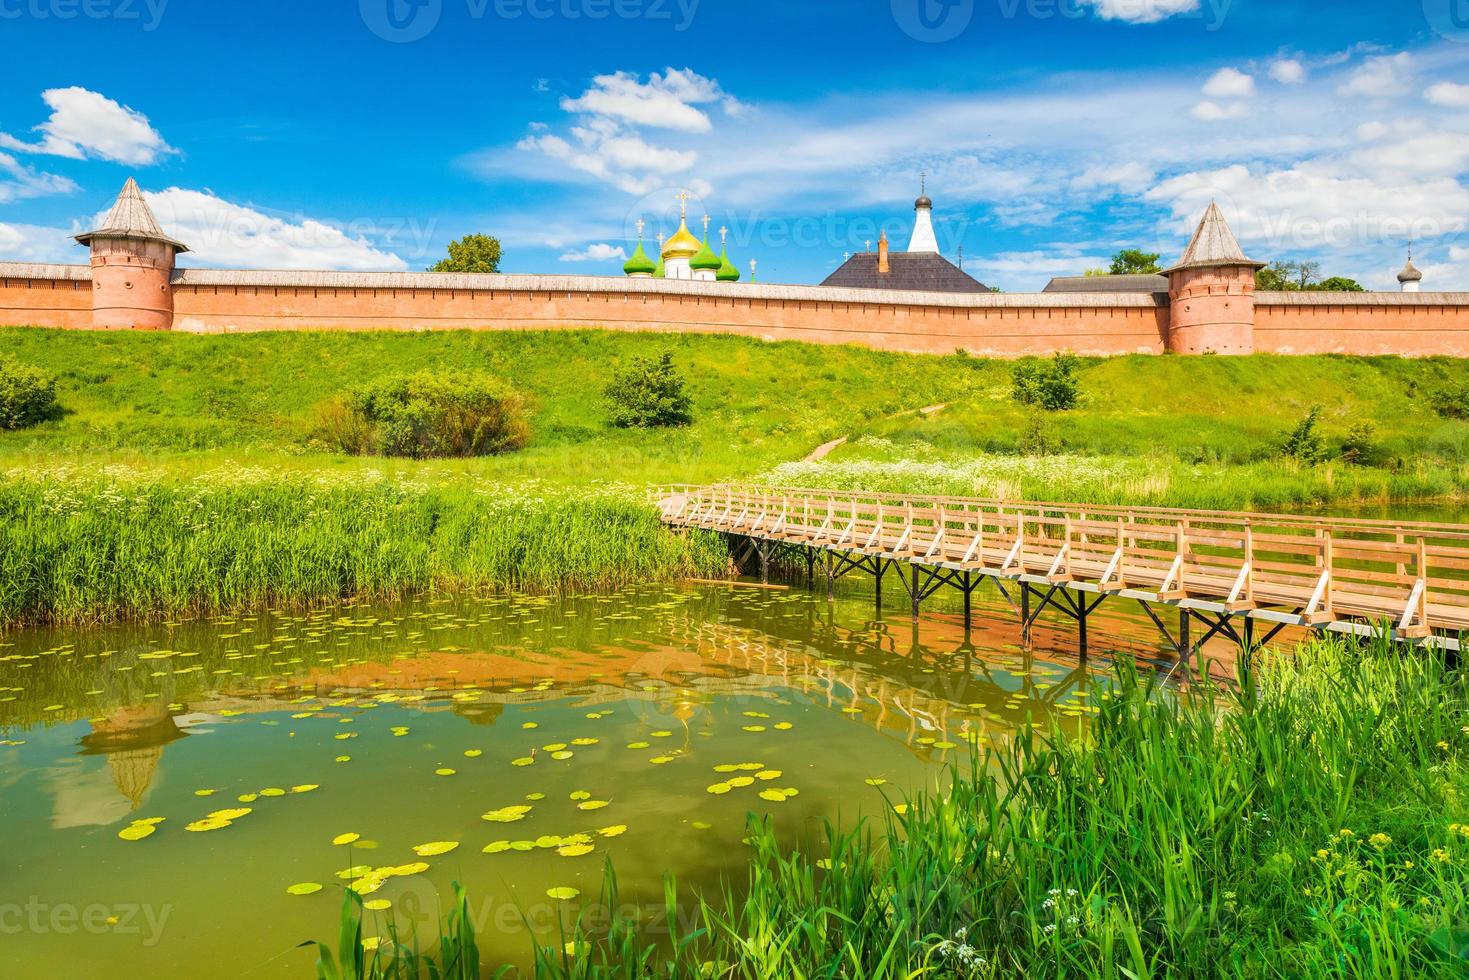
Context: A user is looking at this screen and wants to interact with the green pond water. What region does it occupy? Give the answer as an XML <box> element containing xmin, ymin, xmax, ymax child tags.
<box><xmin>0</xmin><ymin>583</ymin><xmax>1173</xmax><ymax>976</ymax></box>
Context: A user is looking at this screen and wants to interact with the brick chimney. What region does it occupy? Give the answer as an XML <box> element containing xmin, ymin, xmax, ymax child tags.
<box><xmin>877</xmin><ymin>231</ymin><xmax>890</xmax><ymax>275</ymax></box>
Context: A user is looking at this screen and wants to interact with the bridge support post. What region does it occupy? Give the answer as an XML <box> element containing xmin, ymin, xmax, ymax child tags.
<box><xmin>1078</xmin><ymin>594</ymin><xmax>1089</xmax><ymax>659</ymax></box>
<box><xmin>1020</xmin><ymin>583</ymin><xmax>1032</xmax><ymax>643</ymax></box>
<box><xmin>911</xmin><ymin>564</ymin><xmax>921</xmax><ymax>622</ymax></box>
<box><xmin>804</xmin><ymin>548</ymin><xmax>815</xmax><ymax>589</ymax></box>
<box><xmin>824</xmin><ymin>552</ymin><xmax>835</xmax><ymax>602</ymax></box>
<box><xmin>1179</xmin><ymin>608</ymin><xmax>1192</xmax><ymax>675</ymax></box>
<box><xmin>758</xmin><ymin>541</ymin><xmax>770</xmax><ymax>584</ymax></box>
<box><xmin>874</xmin><ymin>560</ymin><xmax>886</xmax><ymax>613</ymax></box>
<box><xmin>962</xmin><ymin>572</ymin><xmax>972</xmax><ymax>631</ymax></box>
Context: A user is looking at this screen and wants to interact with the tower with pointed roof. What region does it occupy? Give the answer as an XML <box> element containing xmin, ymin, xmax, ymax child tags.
<box><xmin>75</xmin><ymin>178</ymin><xmax>189</xmax><ymax>330</ymax></box>
<box><xmin>1163</xmin><ymin>202</ymin><xmax>1264</xmax><ymax>355</ymax></box>
<box><xmin>908</xmin><ymin>174</ymin><xmax>939</xmax><ymax>254</ymax></box>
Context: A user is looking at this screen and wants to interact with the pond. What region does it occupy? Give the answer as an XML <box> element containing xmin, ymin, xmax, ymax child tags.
<box><xmin>1</xmin><ymin>582</ymin><xmax>1176</xmax><ymax>975</ymax></box>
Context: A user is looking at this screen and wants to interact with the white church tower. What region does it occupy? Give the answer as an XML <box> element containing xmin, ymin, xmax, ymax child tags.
<box><xmin>907</xmin><ymin>174</ymin><xmax>939</xmax><ymax>254</ymax></box>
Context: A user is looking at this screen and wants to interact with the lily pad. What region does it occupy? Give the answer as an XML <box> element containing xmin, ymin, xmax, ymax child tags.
<box><xmin>118</xmin><ymin>824</ymin><xmax>155</xmax><ymax>842</ymax></box>
<box><xmin>333</xmin><ymin>833</ymin><xmax>361</xmax><ymax>846</ymax></box>
<box><xmin>413</xmin><ymin>841</ymin><xmax>459</xmax><ymax>857</ymax></box>
<box><xmin>287</xmin><ymin>882</ymin><xmax>323</xmax><ymax>896</ymax></box>
<box><xmin>546</xmin><ymin>887</ymin><xmax>581</xmax><ymax>901</ymax></box>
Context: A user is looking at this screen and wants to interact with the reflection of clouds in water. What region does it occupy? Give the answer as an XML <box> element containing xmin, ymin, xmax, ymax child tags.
<box><xmin>48</xmin><ymin>756</ymin><xmax>137</xmax><ymax>829</ymax></box>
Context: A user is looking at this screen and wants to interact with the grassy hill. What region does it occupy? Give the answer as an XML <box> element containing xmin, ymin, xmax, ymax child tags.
<box><xmin>0</xmin><ymin>327</ymin><xmax>978</xmax><ymax>486</ymax></box>
<box><xmin>5</xmin><ymin>330</ymin><xmax>1467</xmax><ymax>503</ymax></box>
<box><xmin>3</xmin><ymin>328</ymin><xmax>1469</xmax><ymax>624</ymax></box>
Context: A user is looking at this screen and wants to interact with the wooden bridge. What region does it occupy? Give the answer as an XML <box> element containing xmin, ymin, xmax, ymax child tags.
<box><xmin>658</xmin><ymin>485</ymin><xmax>1469</xmax><ymax>660</ymax></box>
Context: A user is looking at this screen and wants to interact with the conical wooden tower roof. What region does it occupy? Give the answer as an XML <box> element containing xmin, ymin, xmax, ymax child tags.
<box><xmin>1164</xmin><ymin>201</ymin><xmax>1260</xmax><ymax>274</ymax></box>
<box><xmin>75</xmin><ymin>178</ymin><xmax>189</xmax><ymax>252</ymax></box>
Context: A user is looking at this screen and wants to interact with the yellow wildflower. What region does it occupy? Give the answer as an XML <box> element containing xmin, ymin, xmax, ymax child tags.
<box><xmin>1433</xmin><ymin>848</ymin><xmax>1451</xmax><ymax>863</ymax></box>
<box><xmin>1369</xmin><ymin>833</ymin><xmax>1391</xmax><ymax>850</ymax></box>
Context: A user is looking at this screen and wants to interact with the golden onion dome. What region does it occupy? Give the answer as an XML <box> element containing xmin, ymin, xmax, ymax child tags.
<box><xmin>662</xmin><ymin>219</ymin><xmax>703</xmax><ymax>260</ymax></box>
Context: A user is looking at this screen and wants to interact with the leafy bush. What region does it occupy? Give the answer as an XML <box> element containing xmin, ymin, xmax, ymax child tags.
<box><xmin>1430</xmin><ymin>381</ymin><xmax>1469</xmax><ymax>420</ymax></box>
<box><xmin>1017</xmin><ymin>413</ymin><xmax>1061</xmax><ymax>455</ymax></box>
<box><xmin>1340</xmin><ymin>420</ymin><xmax>1386</xmax><ymax>467</ymax></box>
<box><xmin>1280</xmin><ymin>406</ymin><xmax>1327</xmax><ymax>463</ymax></box>
<box><xmin>604</xmin><ymin>352</ymin><xmax>693</xmax><ymax>428</ymax></box>
<box><xmin>1011</xmin><ymin>352</ymin><xmax>1081</xmax><ymax>411</ymax></box>
<box><xmin>0</xmin><ymin>356</ymin><xmax>60</xmax><ymax>430</ymax></box>
<box><xmin>317</xmin><ymin>370</ymin><xmax>530</xmax><ymax>458</ymax></box>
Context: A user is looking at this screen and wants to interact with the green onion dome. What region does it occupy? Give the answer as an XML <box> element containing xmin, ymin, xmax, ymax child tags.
<box><xmin>716</xmin><ymin>244</ymin><xmax>741</xmax><ymax>282</ymax></box>
<box><xmin>690</xmin><ymin>235</ymin><xmax>722</xmax><ymax>272</ymax></box>
<box><xmin>653</xmin><ymin>252</ymin><xmax>666</xmax><ymax>278</ymax></box>
<box><xmin>623</xmin><ymin>239</ymin><xmax>656</xmax><ymax>276</ymax></box>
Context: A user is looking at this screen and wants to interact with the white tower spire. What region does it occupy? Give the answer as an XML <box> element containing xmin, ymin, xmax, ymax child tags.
<box><xmin>908</xmin><ymin>172</ymin><xmax>939</xmax><ymax>254</ymax></box>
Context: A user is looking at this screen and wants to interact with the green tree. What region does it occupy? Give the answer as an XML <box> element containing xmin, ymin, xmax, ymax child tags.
<box><xmin>605</xmin><ymin>352</ymin><xmax>694</xmax><ymax>428</ymax></box>
<box><xmin>1108</xmin><ymin>249</ymin><xmax>1162</xmax><ymax>275</ymax></box>
<box><xmin>430</xmin><ymin>234</ymin><xmax>502</xmax><ymax>274</ymax></box>
<box><xmin>1011</xmin><ymin>352</ymin><xmax>1082</xmax><ymax>412</ymax></box>
<box><xmin>1280</xmin><ymin>406</ymin><xmax>1327</xmax><ymax>464</ymax></box>
<box><xmin>1308</xmin><ymin>276</ymin><xmax>1365</xmax><ymax>292</ymax></box>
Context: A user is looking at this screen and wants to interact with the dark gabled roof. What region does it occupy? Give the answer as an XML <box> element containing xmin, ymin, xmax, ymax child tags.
<box><xmin>1043</xmin><ymin>274</ymin><xmax>1169</xmax><ymax>294</ymax></box>
<box><xmin>820</xmin><ymin>252</ymin><xmax>990</xmax><ymax>293</ymax></box>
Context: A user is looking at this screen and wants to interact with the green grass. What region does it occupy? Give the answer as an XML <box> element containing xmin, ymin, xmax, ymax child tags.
<box><xmin>848</xmin><ymin>354</ymin><xmax>1469</xmax><ymax>466</ymax></box>
<box><xmin>323</xmin><ymin>634</ymin><xmax>1469</xmax><ymax>978</ymax></box>
<box><xmin>0</xmin><ymin>327</ymin><xmax>980</xmax><ymax>486</ymax></box>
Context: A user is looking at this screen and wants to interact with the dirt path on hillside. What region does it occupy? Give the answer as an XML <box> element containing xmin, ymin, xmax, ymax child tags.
<box><xmin>801</xmin><ymin>403</ymin><xmax>948</xmax><ymax>463</ymax></box>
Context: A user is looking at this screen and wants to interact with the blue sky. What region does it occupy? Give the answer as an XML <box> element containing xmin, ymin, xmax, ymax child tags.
<box><xmin>2</xmin><ymin>0</ymin><xmax>1468</xmax><ymax>289</ymax></box>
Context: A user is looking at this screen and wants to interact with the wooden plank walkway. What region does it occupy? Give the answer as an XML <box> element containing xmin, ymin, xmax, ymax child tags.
<box><xmin>658</xmin><ymin>485</ymin><xmax>1469</xmax><ymax>656</ymax></box>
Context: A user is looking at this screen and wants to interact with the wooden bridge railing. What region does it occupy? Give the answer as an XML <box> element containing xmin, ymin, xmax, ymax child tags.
<box><xmin>657</xmin><ymin>484</ymin><xmax>1469</xmax><ymax>639</ymax></box>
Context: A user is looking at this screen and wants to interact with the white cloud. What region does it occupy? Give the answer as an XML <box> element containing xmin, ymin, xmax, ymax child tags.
<box><xmin>1071</xmin><ymin>161</ymin><xmax>1156</xmax><ymax>194</ymax></box>
<box><xmin>1426</xmin><ymin>81</ymin><xmax>1469</xmax><ymax>108</ymax></box>
<box><xmin>966</xmin><ymin>250</ymin><xmax>1113</xmax><ymax>291</ymax></box>
<box><xmin>1269</xmin><ymin>59</ymin><xmax>1307</xmax><ymax>84</ymax></box>
<box><xmin>1355</xmin><ymin>121</ymin><xmax>1389</xmax><ymax>141</ymax></box>
<box><xmin>1079</xmin><ymin>0</ymin><xmax>1200</xmax><ymax>23</ymax></box>
<box><xmin>135</xmin><ymin>188</ymin><xmax>409</xmax><ymax>271</ymax></box>
<box><xmin>1203</xmin><ymin>68</ymin><xmax>1256</xmax><ymax>99</ymax></box>
<box><xmin>1191</xmin><ymin>100</ymin><xmax>1249</xmax><ymax>121</ymax></box>
<box><xmin>0</xmin><ymin>151</ymin><xmax>77</xmax><ymax>203</ymax></box>
<box><xmin>1338</xmin><ymin>53</ymin><xmax>1413</xmax><ymax>99</ymax></box>
<box><xmin>513</xmin><ymin>68</ymin><xmax>743</xmax><ymax>198</ymax></box>
<box><xmin>558</xmin><ymin>243</ymin><xmax>626</xmax><ymax>262</ymax></box>
<box><xmin>1350</xmin><ymin>126</ymin><xmax>1469</xmax><ymax>178</ymax></box>
<box><xmin>561</xmin><ymin>69</ymin><xmax>742</xmax><ymax>134</ymax></box>
<box><xmin>0</xmin><ymin>87</ymin><xmax>173</xmax><ymax>165</ymax></box>
<box><xmin>1146</xmin><ymin>162</ymin><xmax>1469</xmax><ymax>253</ymax></box>
<box><xmin>0</xmin><ymin>221</ymin><xmax>76</xmax><ymax>263</ymax></box>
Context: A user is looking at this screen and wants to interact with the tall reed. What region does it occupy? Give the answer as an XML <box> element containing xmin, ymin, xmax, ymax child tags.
<box><xmin>0</xmin><ymin>473</ymin><xmax>726</xmax><ymax>627</ymax></box>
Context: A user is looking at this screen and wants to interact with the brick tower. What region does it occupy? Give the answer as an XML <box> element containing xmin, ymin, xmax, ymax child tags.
<box><xmin>1163</xmin><ymin>202</ymin><xmax>1264</xmax><ymax>355</ymax></box>
<box><xmin>74</xmin><ymin>179</ymin><xmax>189</xmax><ymax>331</ymax></box>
